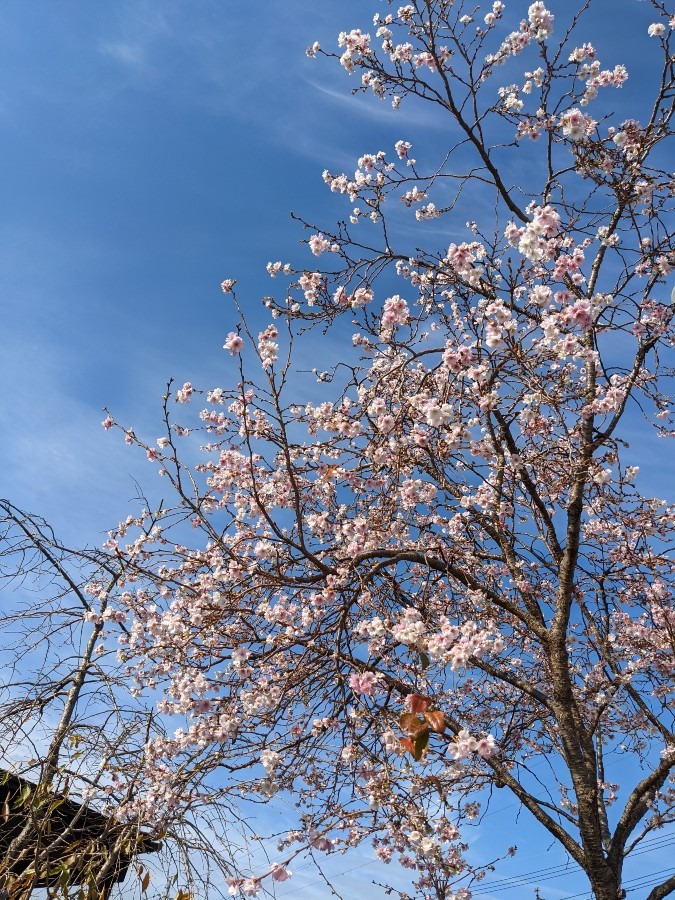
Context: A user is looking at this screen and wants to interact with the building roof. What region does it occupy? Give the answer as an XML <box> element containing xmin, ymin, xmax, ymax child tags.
<box><xmin>0</xmin><ymin>769</ymin><xmax>160</xmax><ymax>889</ymax></box>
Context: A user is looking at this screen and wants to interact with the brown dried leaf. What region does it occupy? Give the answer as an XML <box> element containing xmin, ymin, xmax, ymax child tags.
<box><xmin>424</xmin><ymin>710</ymin><xmax>446</xmax><ymax>733</ymax></box>
<box><xmin>408</xmin><ymin>694</ymin><xmax>431</xmax><ymax>715</ymax></box>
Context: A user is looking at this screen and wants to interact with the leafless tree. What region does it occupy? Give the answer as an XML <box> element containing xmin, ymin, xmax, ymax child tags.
<box><xmin>0</xmin><ymin>500</ymin><xmax>242</xmax><ymax>900</ymax></box>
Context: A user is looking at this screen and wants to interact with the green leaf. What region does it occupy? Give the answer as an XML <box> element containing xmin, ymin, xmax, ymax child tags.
<box><xmin>15</xmin><ymin>783</ymin><xmax>32</xmax><ymax>808</ymax></box>
<box><xmin>412</xmin><ymin>730</ymin><xmax>430</xmax><ymax>761</ymax></box>
<box><xmin>400</xmin><ymin>713</ymin><xmax>427</xmax><ymax>736</ymax></box>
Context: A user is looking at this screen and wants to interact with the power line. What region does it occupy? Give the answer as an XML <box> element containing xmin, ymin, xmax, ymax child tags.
<box><xmin>467</xmin><ymin>832</ymin><xmax>675</xmax><ymax>898</ymax></box>
<box><xmin>563</xmin><ymin>865</ymin><xmax>675</xmax><ymax>899</ymax></box>
<box><xmin>276</xmin><ymin>829</ymin><xmax>675</xmax><ymax>899</ymax></box>
<box><xmin>277</xmin><ymin>858</ymin><xmax>378</xmax><ymax>896</ymax></box>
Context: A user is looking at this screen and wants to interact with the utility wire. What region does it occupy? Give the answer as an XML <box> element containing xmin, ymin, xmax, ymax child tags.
<box><xmin>471</xmin><ymin>832</ymin><xmax>675</xmax><ymax>895</ymax></box>
<box><xmin>563</xmin><ymin>865</ymin><xmax>675</xmax><ymax>899</ymax></box>
<box><xmin>273</xmin><ymin>828</ymin><xmax>675</xmax><ymax>898</ymax></box>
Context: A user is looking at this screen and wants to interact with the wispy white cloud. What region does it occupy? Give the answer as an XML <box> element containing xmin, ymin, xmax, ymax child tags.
<box><xmin>99</xmin><ymin>39</ymin><xmax>150</xmax><ymax>73</ymax></box>
<box><xmin>97</xmin><ymin>2</ymin><xmax>173</xmax><ymax>79</ymax></box>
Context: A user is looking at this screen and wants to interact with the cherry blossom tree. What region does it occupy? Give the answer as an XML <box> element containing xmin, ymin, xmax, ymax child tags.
<box><xmin>100</xmin><ymin>2</ymin><xmax>674</xmax><ymax>898</ymax></box>
<box><xmin>0</xmin><ymin>500</ymin><xmax>244</xmax><ymax>899</ymax></box>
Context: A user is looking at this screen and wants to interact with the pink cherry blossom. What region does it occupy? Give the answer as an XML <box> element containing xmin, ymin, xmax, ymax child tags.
<box><xmin>349</xmin><ymin>671</ymin><xmax>380</xmax><ymax>696</ymax></box>
<box><xmin>224</xmin><ymin>332</ymin><xmax>244</xmax><ymax>355</ymax></box>
<box><xmin>528</xmin><ymin>2</ymin><xmax>554</xmax><ymax>40</ymax></box>
<box><xmin>309</xmin><ymin>233</ymin><xmax>331</xmax><ymax>255</ymax></box>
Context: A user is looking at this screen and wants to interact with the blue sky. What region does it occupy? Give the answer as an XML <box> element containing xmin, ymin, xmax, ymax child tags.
<box><xmin>2</xmin><ymin>1</ymin><xmax>674</xmax><ymax>897</ymax></box>
<box><xmin>1</xmin><ymin>0</ymin><xmax>668</xmax><ymax>536</ymax></box>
